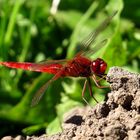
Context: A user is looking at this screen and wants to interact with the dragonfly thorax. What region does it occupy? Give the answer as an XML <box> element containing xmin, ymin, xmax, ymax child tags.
<box><xmin>91</xmin><ymin>58</ymin><xmax>107</xmax><ymax>76</ymax></box>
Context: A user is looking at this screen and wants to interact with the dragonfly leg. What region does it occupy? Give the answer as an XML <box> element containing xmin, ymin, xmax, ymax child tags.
<box><xmin>92</xmin><ymin>74</ymin><xmax>110</xmax><ymax>88</ymax></box>
<box><xmin>82</xmin><ymin>79</ymin><xmax>90</xmax><ymax>106</ymax></box>
<box><xmin>87</xmin><ymin>78</ymin><xmax>98</xmax><ymax>103</ymax></box>
<box><xmin>96</xmin><ymin>74</ymin><xmax>107</xmax><ymax>82</ymax></box>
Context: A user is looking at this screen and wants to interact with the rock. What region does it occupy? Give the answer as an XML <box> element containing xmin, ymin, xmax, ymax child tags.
<box><xmin>14</xmin><ymin>135</ymin><xmax>25</xmax><ymax>140</ymax></box>
<box><xmin>45</xmin><ymin>67</ymin><xmax>140</xmax><ymax>140</ymax></box>
<box><xmin>1</xmin><ymin>136</ymin><xmax>13</xmax><ymax>140</ymax></box>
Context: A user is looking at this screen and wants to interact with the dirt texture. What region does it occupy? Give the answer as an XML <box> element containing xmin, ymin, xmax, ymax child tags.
<box><xmin>2</xmin><ymin>67</ymin><xmax>140</xmax><ymax>140</ymax></box>
<box><xmin>46</xmin><ymin>67</ymin><xmax>140</xmax><ymax>140</ymax></box>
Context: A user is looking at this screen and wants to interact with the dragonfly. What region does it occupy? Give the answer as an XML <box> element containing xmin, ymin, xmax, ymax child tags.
<box><xmin>0</xmin><ymin>11</ymin><xmax>117</xmax><ymax>106</ymax></box>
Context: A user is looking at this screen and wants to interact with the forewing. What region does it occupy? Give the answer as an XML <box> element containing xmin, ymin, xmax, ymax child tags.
<box><xmin>78</xmin><ymin>11</ymin><xmax>117</xmax><ymax>54</ymax></box>
<box><xmin>81</xmin><ymin>39</ymin><xmax>108</xmax><ymax>57</ymax></box>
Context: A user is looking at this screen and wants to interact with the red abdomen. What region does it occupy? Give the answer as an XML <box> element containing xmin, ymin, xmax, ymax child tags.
<box><xmin>0</xmin><ymin>62</ymin><xmax>63</xmax><ymax>74</ymax></box>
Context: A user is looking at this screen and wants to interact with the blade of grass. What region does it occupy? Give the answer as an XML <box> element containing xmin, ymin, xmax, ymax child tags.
<box><xmin>4</xmin><ymin>0</ymin><xmax>23</xmax><ymax>47</ymax></box>
<box><xmin>14</xmin><ymin>1</ymin><xmax>38</xmax><ymax>85</ymax></box>
<box><xmin>0</xmin><ymin>1</ymin><xmax>9</xmax><ymax>60</ymax></box>
<box><xmin>0</xmin><ymin>1</ymin><xmax>23</xmax><ymax>92</ymax></box>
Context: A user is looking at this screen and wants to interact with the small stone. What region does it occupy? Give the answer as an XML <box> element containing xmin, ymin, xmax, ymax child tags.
<box><xmin>1</xmin><ymin>136</ymin><xmax>13</xmax><ymax>140</ymax></box>
<box><xmin>14</xmin><ymin>135</ymin><xmax>25</xmax><ymax>140</ymax></box>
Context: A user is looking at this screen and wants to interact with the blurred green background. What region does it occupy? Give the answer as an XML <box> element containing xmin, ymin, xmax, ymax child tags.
<box><xmin>0</xmin><ymin>0</ymin><xmax>140</xmax><ymax>137</ymax></box>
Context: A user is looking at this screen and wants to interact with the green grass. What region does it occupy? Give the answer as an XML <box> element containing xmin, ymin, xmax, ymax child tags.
<box><xmin>0</xmin><ymin>0</ymin><xmax>140</xmax><ymax>137</ymax></box>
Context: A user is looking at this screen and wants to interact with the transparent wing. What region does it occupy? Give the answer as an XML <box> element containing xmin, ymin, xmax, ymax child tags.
<box><xmin>37</xmin><ymin>59</ymin><xmax>68</xmax><ymax>64</ymax></box>
<box><xmin>29</xmin><ymin>59</ymin><xmax>68</xmax><ymax>71</ymax></box>
<box><xmin>81</xmin><ymin>39</ymin><xmax>108</xmax><ymax>57</ymax></box>
<box><xmin>78</xmin><ymin>11</ymin><xmax>117</xmax><ymax>53</ymax></box>
<box><xmin>31</xmin><ymin>69</ymin><xmax>63</xmax><ymax>106</ymax></box>
<box><xmin>31</xmin><ymin>80</ymin><xmax>51</xmax><ymax>107</ymax></box>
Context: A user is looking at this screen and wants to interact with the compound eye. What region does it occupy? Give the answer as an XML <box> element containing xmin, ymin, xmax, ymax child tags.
<box><xmin>91</xmin><ymin>58</ymin><xmax>107</xmax><ymax>75</ymax></box>
<box><xmin>92</xmin><ymin>61</ymin><xmax>98</xmax><ymax>67</ymax></box>
<box><xmin>100</xmin><ymin>62</ymin><xmax>107</xmax><ymax>74</ymax></box>
<box><xmin>91</xmin><ymin>60</ymin><xmax>100</xmax><ymax>74</ymax></box>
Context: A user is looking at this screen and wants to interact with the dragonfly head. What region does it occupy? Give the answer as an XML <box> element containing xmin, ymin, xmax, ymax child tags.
<box><xmin>91</xmin><ymin>58</ymin><xmax>107</xmax><ymax>76</ymax></box>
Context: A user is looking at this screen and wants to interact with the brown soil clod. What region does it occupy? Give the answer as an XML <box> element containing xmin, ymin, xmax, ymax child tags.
<box><xmin>46</xmin><ymin>67</ymin><xmax>140</xmax><ymax>140</ymax></box>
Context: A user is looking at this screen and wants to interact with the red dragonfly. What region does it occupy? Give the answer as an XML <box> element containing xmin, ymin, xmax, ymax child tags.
<box><xmin>0</xmin><ymin>11</ymin><xmax>117</xmax><ymax>106</ymax></box>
